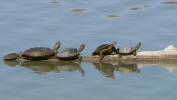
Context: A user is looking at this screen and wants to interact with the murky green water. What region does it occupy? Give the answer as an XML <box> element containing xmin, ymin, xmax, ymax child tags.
<box><xmin>1</xmin><ymin>0</ymin><xmax>177</xmax><ymax>99</ymax></box>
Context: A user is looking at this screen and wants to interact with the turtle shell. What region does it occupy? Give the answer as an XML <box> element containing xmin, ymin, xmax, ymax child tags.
<box><xmin>92</xmin><ymin>44</ymin><xmax>111</xmax><ymax>55</ymax></box>
<box><xmin>57</xmin><ymin>44</ymin><xmax>85</xmax><ymax>60</ymax></box>
<box><xmin>3</xmin><ymin>53</ymin><xmax>20</xmax><ymax>60</ymax></box>
<box><xmin>118</xmin><ymin>46</ymin><xmax>135</xmax><ymax>54</ymax></box>
<box><xmin>21</xmin><ymin>41</ymin><xmax>61</xmax><ymax>60</ymax></box>
<box><xmin>21</xmin><ymin>47</ymin><xmax>55</xmax><ymax>60</ymax></box>
<box><xmin>57</xmin><ymin>48</ymin><xmax>79</xmax><ymax>60</ymax></box>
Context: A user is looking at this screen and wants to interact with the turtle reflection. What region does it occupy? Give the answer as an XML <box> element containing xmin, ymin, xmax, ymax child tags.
<box><xmin>20</xmin><ymin>61</ymin><xmax>59</xmax><ymax>74</ymax></box>
<box><xmin>3</xmin><ymin>60</ymin><xmax>21</xmax><ymax>67</ymax></box>
<box><xmin>55</xmin><ymin>61</ymin><xmax>85</xmax><ymax>76</ymax></box>
<box><xmin>115</xmin><ymin>62</ymin><xmax>140</xmax><ymax>74</ymax></box>
<box><xmin>92</xmin><ymin>62</ymin><xmax>115</xmax><ymax>78</ymax></box>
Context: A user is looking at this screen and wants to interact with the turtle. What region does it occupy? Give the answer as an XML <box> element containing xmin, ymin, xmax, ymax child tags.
<box><xmin>92</xmin><ymin>41</ymin><xmax>116</xmax><ymax>60</ymax></box>
<box><xmin>116</xmin><ymin>42</ymin><xmax>141</xmax><ymax>58</ymax></box>
<box><xmin>3</xmin><ymin>51</ymin><xmax>22</xmax><ymax>60</ymax></box>
<box><xmin>21</xmin><ymin>41</ymin><xmax>61</xmax><ymax>60</ymax></box>
<box><xmin>56</xmin><ymin>44</ymin><xmax>85</xmax><ymax>60</ymax></box>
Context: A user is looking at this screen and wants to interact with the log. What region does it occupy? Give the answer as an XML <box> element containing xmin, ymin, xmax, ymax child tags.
<box><xmin>82</xmin><ymin>45</ymin><xmax>177</xmax><ymax>62</ymax></box>
<box><xmin>16</xmin><ymin>45</ymin><xmax>177</xmax><ymax>62</ymax></box>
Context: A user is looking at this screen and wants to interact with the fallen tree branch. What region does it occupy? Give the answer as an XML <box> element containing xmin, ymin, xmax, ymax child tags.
<box><xmin>16</xmin><ymin>45</ymin><xmax>177</xmax><ymax>62</ymax></box>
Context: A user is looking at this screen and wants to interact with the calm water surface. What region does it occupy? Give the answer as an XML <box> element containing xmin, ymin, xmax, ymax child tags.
<box><xmin>1</xmin><ymin>0</ymin><xmax>177</xmax><ymax>100</ymax></box>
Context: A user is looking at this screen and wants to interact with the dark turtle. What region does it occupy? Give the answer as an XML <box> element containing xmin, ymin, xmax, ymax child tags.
<box><xmin>56</xmin><ymin>44</ymin><xmax>85</xmax><ymax>60</ymax></box>
<box><xmin>92</xmin><ymin>41</ymin><xmax>116</xmax><ymax>60</ymax></box>
<box><xmin>116</xmin><ymin>42</ymin><xmax>141</xmax><ymax>58</ymax></box>
<box><xmin>3</xmin><ymin>51</ymin><xmax>21</xmax><ymax>60</ymax></box>
<box><xmin>21</xmin><ymin>41</ymin><xmax>61</xmax><ymax>60</ymax></box>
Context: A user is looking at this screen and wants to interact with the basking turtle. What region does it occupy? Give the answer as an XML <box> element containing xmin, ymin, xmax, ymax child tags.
<box><xmin>3</xmin><ymin>51</ymin><xmax>22</xmax><ymax>60</ymax></box>
<box><xmin>116</xmin><ymin>42</ymin><xmax>141</xmax><ymax>58</ymax></box>
<box><xmin>92</xmin><ymin>41</ymin><xmax>116</xmax><ymax>60</ymax></box>
<box><xmin>21</xmin><ymin>41</ymin><xmax>61</xmax><ymax>60</ymax></box>
<box><xmin>56</xmin><ymin>44</ymin><xmax>85</xmax><ymax>60</ymax></box>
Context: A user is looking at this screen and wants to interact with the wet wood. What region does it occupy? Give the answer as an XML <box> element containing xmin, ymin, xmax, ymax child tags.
<box><xmin>17</xmin><ymin>45</ymin><xmax>177</xmax><ymax>62</ymax></box>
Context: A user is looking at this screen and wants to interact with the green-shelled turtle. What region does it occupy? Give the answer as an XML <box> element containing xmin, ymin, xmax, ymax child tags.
<box><xmin>21</xmin><ymin>41</ymin><xmax>61</xmax><ymax>60</ymax></box>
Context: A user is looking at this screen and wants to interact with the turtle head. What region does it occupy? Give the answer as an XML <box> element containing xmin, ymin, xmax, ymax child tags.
<box><xmin>17</xmin><ymin>51</ymin><xmax>22</xmax><ymax>57</ymax></box>
<box><xmin>108</xmin><ymin>41</ymin><xmax>116</xmax><ymax>53</ymax></box>
<box><xmin>109</xmin><ymin>41</ymin><xmax>116</xmax><ymax>48</ymax></box>
<box><xmin>77</xmin><ymin>44</ymin><xmax>85</xmax><ymax>54</ymax></box>
<box><xmin>17</xmin><ymin>51</ymin><xmax>22</xmax><ymax>55</ymax></box>
<box><xmin>135</xmin><ymin>42</ymin><xmax>141</xmax><ymax>50</ymax></box>
<box><xmin>54</xmin><ymin>41</ymin><xmax>61</xmax><ymax>53</ymax></box>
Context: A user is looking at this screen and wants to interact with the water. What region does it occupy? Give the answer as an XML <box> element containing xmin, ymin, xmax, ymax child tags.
<box><xmin>1</xmin><ymin>0</ymin><xmax>177</xmax><ymax>99</ymax></box>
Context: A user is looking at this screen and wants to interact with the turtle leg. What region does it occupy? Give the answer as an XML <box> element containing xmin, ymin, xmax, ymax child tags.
<box><xmin>100</xmin><ymin>49</ymin><xmax>108</xmax><ymax>60</ymax></box>
<box><xmin>99</xmin><ymin>55</ymin><xmax>104</xmax><ymax>60</ymax></box>
<box><xmin>133</xmin><ymin>51</ymin><xmax>137</xmax><ymax>56</ymax></box>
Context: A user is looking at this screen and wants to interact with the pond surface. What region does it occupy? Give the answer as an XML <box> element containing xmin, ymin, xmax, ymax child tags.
<box><xmin>1</xmin><ymin>0</ymin><xmax>177</xmax><ymax>100</ymax></box>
